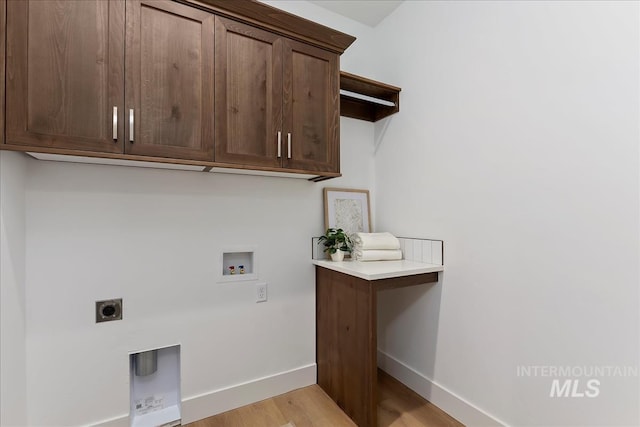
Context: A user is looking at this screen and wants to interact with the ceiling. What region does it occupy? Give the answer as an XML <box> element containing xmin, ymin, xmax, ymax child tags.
<box><xmin>308</xmin><ymin>0</ymin><xmax>404</xmax><ymax>27</ymax></box>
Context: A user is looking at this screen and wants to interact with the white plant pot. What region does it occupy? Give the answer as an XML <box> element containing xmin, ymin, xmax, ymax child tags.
<box><xmin>330</xmin><ymin>249</ymin><xmax>345</xmax><ymax>262</ymax></box>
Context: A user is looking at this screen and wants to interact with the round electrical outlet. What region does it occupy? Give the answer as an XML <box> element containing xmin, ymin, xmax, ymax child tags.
<box><xmin>96</xmin><ymin>299</ymin><xmax>123</xmax><ymax>323</ymax></box>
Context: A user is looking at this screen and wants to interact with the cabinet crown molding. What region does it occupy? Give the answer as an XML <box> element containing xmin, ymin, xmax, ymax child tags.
<box><xmin>183</xmin><ymin>0</ymin><xmax>356</xmax><ymax>54</ymax></box>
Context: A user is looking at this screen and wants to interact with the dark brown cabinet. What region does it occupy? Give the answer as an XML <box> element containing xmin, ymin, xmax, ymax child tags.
<box><xmin>214</xmin><ymin>17</ymin><xmax>283</xmax><ymax>169</ymax></box>
<box><xmin>6</xmin><ymin>0</ymin><xmax>125</xmax><ymax>153</ymax></box>
<box><xmin>3</xmin><ymin>0</ymin><xmax>354</xmax><ymax>179</ymax></box>
<box><xmin>215</xmin><ymin>17</ymin><xmax>339</xmax><ymax>173</ymax></box>
<box><xmin>6</xmin><ymin>0</ymin><xmax>213</xmax><ymax>160</ymax></box>
<box><xmin>283</xmin><ymin>39</ymin><xmax>339</xmax><ymax>173</ymax></box>
<box><xmin>125</xmin><ymin>0</ymin><xmax>214</xmax><ymax>160</ymax></box>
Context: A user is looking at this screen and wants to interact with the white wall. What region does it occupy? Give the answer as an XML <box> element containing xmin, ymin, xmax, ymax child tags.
<box><xmin>10</xmin><ymin>1</ymin><xmax>638</xmax><ymax>426</ymax></box>
<box><xmin>371</xmin><ymin>1</ymin><xmax>639</xmax><ymax>426</ymax></box>
<box><xmin>0</xmin><ymin>151</ymin><xmax>28</xmax><ymax>426</ymax></box>
<box><xmin>22</xmin><ymin>122</ymin><xmax>372</xmax><ymax>425</ymax></box>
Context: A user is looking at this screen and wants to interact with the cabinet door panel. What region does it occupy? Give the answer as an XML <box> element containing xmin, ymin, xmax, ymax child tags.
<box><xmin>215</xmin><ymin>17</ymin><xmax>282</xmax><ymax>168</ymax></box>
<box><xmin>125</xmin><ymin>0</ymin><xmax>214</xmax><ymax>160</ymax></box>
<box><xmin>283</xmin><ymin>40</ymin><xmax>339</xmax><ymax>173</ymax></box>
<box><xmin>6</xmin><ymin>0</ymin><xmax>125</xmax><ymax>152</ymax></box>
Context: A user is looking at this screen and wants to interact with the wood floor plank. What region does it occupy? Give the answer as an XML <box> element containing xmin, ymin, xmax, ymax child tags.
<box><xmin>378</xmin><ymin>370</ymin><xmax>464</xmax><ymax>427</ymax></box>
<box><xmin>240</xmin><ymin>400</ymin><xmax>289</xmax><ymax>427</ymax></box>
<box><xmin>273</xmin><ymin>383</ymin><xmax>356</xmax><ymax>427</ymax></box>
<box><xmin>187</xmin><ymin>397</ymin><xmax>288</xmax><ymax>427</ymax></box>
<box><xmin>185</xmin><ymin>371</ymin><xmax>464</xmax><ymax>427</ymax></box>
<box><xmin>185</xmin><ymin>385</ymin><xmax>354</xmax><ymax>427</ymax></box>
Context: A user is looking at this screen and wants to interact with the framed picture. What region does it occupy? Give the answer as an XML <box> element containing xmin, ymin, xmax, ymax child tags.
<box><xmin>324</xmin><ymin>188</ymin><xmax>371</xmax><ymax>235</ymax></box>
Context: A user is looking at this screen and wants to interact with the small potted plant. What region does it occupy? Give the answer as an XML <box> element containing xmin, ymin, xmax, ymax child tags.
<box><xmin>318</xmin><ymin>228</ymin><xmax>351</xmax><ymax>261</ymax></box>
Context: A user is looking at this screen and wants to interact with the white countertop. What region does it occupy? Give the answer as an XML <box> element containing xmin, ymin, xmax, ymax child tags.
<box><xmin>312</xmin><ymin>259</ymin><xmax>444</xmax><ymax>281</ymax></box>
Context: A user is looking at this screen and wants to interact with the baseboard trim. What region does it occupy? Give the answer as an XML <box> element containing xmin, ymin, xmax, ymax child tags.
<box><xmin>91</xmin><ymin>364</ymin><xmax>317</xmax><ymax>427</ymax></box>
<box><xmin>377</xmin><ymin>350</ymin><xmax>507</xmax><ymax>427</ymax></box>
<box><xmin>181</xmin><ymin>364</ymin><xmax>317</xmax><ymax>424</ymax></box>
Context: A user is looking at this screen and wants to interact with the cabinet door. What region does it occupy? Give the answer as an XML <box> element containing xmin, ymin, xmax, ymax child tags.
<box><xmin>6</xmin><ymin>0</ymin><xmax>125</xmax><ymax>153</ymax></box>
<box><xmin>214</xmin><ymin>17</ymin><xmax>283</xmax><ymax>168</ymax></box>
<box><xmin>125</xmin><ymin>0</ymin><xmax>214</xmax><ymax>161</ymax></box>
<box><xmin>283</xmin><ymin>39</ymin><xmax>339</xmax><ymax>173</ymax></box>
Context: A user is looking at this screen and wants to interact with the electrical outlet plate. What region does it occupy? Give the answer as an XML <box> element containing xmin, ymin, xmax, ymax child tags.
<box><xmin>256</xmin><ymin>283</ymin><xmax>267</xmax><ymax>303</ymax></box>
<box><xmin>96</xmin><ymin>298</ymin><xmax>123</xmax><ymax>323</ymax></box>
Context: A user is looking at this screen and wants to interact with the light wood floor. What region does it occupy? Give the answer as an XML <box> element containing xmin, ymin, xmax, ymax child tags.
<box><xmin>186</xmin><ymin>370</ymin><xmax>464</xmax><ymax>427</ymax></box>
<box><xmin>377</xmin><ymin>370</ymin><xmax>463</xmax><ymax>427</ymax></box>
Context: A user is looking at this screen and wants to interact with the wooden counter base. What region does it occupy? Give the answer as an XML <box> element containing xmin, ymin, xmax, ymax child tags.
<box><xmin>315</xmin><ymin>266</ymin><xmax>439</xmax><ymax>427</ymax></box>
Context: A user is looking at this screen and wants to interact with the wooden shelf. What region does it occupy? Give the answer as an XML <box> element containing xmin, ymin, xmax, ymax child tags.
<box><xmin>340</xmin><ymin>71</ymin><xmax>401</xmax><ymax>122</ymax></box>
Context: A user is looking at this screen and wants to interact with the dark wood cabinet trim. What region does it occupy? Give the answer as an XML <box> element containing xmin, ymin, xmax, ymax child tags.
<box><xmin>340</xmin><ymin>71</ymin><xmax>401</xmax><ymax>122</ymax></box>
<box><xmin>0</xmin><ymin>143</ymin><xmax>342</xmax><ymax>179</ymax></box>
<box><xmin>181</xmin><ymin>0</ymin><xmax>355</xmax><ymax>54</ymax></box>
<box><xmin>1</xmin><ymin>0</ymin><xmax>5</xmax><ymax>145</ymax></box>
<box><xmin>374</xmin><ymin>271</ymin><xmax>438</xmax><ymax>290</ymax></box>
<box><xmin>309</xmin><ymin>175</ymin><xmax>337</xmax><ymax>182</ymax></box>
<box><xmin>341</xmin><ymin>71</ymin><xmax>401</xmax><ymax>99</ymax></box>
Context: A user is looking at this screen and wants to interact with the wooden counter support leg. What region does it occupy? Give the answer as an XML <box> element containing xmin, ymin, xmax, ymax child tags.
<box><xmin>316</xmin><ymin>267</ymin><xmax>377</xmax><ymax>427</ymax></box>
<box><xmin>316</xmin><ymin>265</ymin><xmax>439</xmax><ymax>427</ymax></box>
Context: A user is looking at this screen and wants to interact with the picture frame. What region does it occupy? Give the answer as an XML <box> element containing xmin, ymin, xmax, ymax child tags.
<box><xmin>323</xmin><ymin>188</ymin><xmax>371</xmax><ymax>235</ymax></box>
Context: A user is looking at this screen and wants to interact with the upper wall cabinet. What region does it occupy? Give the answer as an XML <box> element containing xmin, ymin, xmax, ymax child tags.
<box><xmin>214</xmin><ymin>18</ymin><xmax>339</xmax><ymax>173</ymax></box>
<box><xmin>125</xmin><ymin>0</ymin><xmax>214</xmax><ymax>160</ymax></box>
<box><xmin>3</xmin><ymin>0</ymin><xmax>355</xmax><ymax>180</ymax></box>
<box><xmin>214</xmin><ymin>17</ymin><xmax>283</xmax><ymax>169</ymax></box>
<box><xmin>6</xmin><ymin>0</ymin><xmax>125</xmax><ymax>153</ymax></box>
<box><xmin>283</xmin><ymin>39</ymin><xmax>339</xmax><ymax>173</ymax></box>
<box><xmin>6</xmin><ymin>0</ymin><xmax>214</xmax><ymax>160</ymax></box>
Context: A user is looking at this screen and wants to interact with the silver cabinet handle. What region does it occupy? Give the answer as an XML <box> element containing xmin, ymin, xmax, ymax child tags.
<box><xmin>112</xmin><ymin>106</ymin><xmax>118</xmax><ymax>140</ymax></box>
<box><xmin>287</xmin><ymin>133</ymin><xmax>292</xmax><ymax>159</ymax></box>
<box><xmin>277</xmin><ymin>131</ymin><xmax>282</xmax><ymax>158</ymax></box>
<box><xmin>129</xmin><ymin>109</ymin><xmax>134</xmax><ymax>142</ymax></box>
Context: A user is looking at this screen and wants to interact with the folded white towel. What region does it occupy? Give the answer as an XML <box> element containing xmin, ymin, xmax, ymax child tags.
<box><xmin>354</xmin><ymin>249</ymin><xmax>403</xmax><ymax>261</ymax></box>
<box><xmin>353</xmin><ymin>232</ymin><xmax>401</xmax><ymax>250</ymax></box>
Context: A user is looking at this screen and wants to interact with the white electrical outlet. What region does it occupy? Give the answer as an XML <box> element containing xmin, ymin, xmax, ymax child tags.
<box><xmin>256</xmin><ymin>283</ymin><xmax>267</xmax><ymax>302</ymax></box>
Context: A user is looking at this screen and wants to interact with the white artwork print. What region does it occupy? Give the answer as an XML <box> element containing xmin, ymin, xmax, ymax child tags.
<box><xmin>334</xmin><ymin>198</ymin><xmax>364</xmax><ymax>234</ymax></box>
<box><xmin>325</xmin><ymin>189</ymin><xmax>370</xmax><ymax>235</ymax></box>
